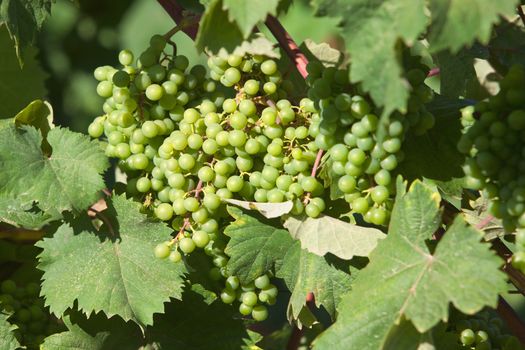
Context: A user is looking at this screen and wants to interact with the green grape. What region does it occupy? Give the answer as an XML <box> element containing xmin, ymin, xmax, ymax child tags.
<box><xmin>221</xmin><ymin>289</ymin><xmax>236</xmax><ymax>304</ymax></box>
<box><xmin>179</xmin><ymin>237</ymin><xmax>196</xmax><ymax>254</ymax></box>
<box><xmin>192</xmin><ymin>231</ymin><xmax>210</xmax><ymax>248</ymax></box>
<box><xmin>96</xmin><ymin>81</ymin><xmax>113</xmax><ymax>97</ymax></box>
<box><xmin>239</xmin><ymin>303</ymin><xmax>252</xmax><ymax>316</ymax></box>
<box><xmin>154</xmin><ymin>242</ymin><xmax>171</xmax><ymax>259</ymax></box>
<box><xmin>242</xmin><ymin>291</ymin><xmax>258</xmax><ymax>306</ymax></box>
<box><xmin>112</xmin><ymin>70</ymin><xmax>130</xmax><ymax>87</ymax></box>
<box><xmin>184</xmin><ymin>197</ymin><xmax>200</xmax><ymax>212</ymax></box>
<box><xmin>155</xmin><ymin>203</ymin><xmax>174</xmax><ymax>221</ymax></box>
<box><xmin>338</xmin><ymin>175</ymin><xmax>356</xmax><ymax>193</ymax></box>
<box><xmin>1</xmin><ymin>280</ymin><xmax>16</xmax><ymax>295</ymax></box>
<box><xmin>305</xmin><ymin>203</ymin><xmax>321</xmax><ymax>218</ymax></box>
<box><xmin>226</xmin><ymin>276</ymin><xmax>240</xmax><ymax>290</ymax></box>
<box><xmin>136</xmin><ymin>177</ymin><xmax>151</xmax><ymax>192</ymax></box>
<box><xmin>244</xmin><ymin>79</ymin><xmax>260</xmax><ymax>95</ymax></box>
<box><xmin>252</xmin><ymin>305</ymin><xmax>268</xmax><ymax>321</ymax></box>
<box><xmin>169</xmin><ymin>250</ymin><xmax>182</xmax><ymax>263</ymax></box>
<box><xmin>254</xmin><ymin>275</ymin><xmax>270</xmax><ymax>289</ymax></box>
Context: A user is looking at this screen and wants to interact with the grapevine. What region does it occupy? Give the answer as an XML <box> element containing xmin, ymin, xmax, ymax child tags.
<box><xmin>1</xmin><ymin>1</ymin><xmax>525</xmax><ymax>349</ymax></box>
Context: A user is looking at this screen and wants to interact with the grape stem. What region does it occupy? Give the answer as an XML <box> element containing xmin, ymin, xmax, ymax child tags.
<box><xmin>427</xmin><ymin>67</ymin><xmax>440</xmax><ymax>78</ymax></box>
<box><xmin>265</xmin><ymin>15</ymin><xmax>309</xmax><ymax>79</ymax></box>
<box><xmin>174</xmin><ymin>179</ymin><xmax>204</xmax><ymax>240</ymax></box>
<box><xmin>157</xmin><ymin>0</ymin><xmax>199</xmax><ymax>39</ymax></box>
<box><xmin>88</xmin><ymin>207</ymin><xmax>116</xmax><ymax>238</ymax></box>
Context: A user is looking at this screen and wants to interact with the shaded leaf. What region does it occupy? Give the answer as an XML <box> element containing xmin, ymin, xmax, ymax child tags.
<box><xmin>313</xmin><ymin>181</ymin><xmax>507</xmax><ymax>350</ymax></box>
<box><xmin>196</xmin><ymin>0</ymin><xmax>243</xmax><ymax>54</ymax></box>
<box><xmin>36</xmin><ymin>195</ymin><xmax>187</xmax><ymax>327</ymax></box>
<box><xmin>283</xmin><ymin>214</ymin><xmax>385</xmax><ymax>260</ymax></box>
<box><xmin>427</xmin><ymin>0</ymin><xmax>517</xmax><ymax>53</ymax></box>
<box><xmin>224</xmin><ymin>206</ymin><xmax>294</xmax><ymax>284</ymax></box>
<box><xmin>300</xmin><ymin>39</ymin><xmax>342</xmax><ymax>67</ymax></box>
<box><xmin>0</xmin><ymin>24</ymin><xmax>47</xmax><ymax>117</ymax></box>
<box><xmin>276</xmin><ymin>241</ymin><xmax>353</xmax><ymax>321</ymax></box>
<box><xmin>0</xmin><ymin>197</ymin><xmax>58</xmax><ymax>229</ymax></box>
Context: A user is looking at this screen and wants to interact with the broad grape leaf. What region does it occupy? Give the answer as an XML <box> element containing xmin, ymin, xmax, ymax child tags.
<box><xmin>0</xmin><ymin>125</ymin><xmax>109</xmax><ymax>216</ymax></box>
<box><xmin>427</xmin><ymin>0</ymin><xmax>517</xmax><ymax>53</ymax></box>
<box><xmin>311</xmin><ymin>0</ymin><xmax>427</xmax><ymax>116</ymax></box>
<box><xmin>222</xmin><ymin>0</ymin><xmax>279</xmax><ymax>38</ymax></box>
<box><xmin>196</xmin><ymin>0</ymin><xmax>244</xmax><ymax>53</ymax></box>
<box><xmin>383</xmin><ymin>319</ymin><xmax>461</xmax><ymax>350</ymax></box>
<box><xmin>230</xmin><ymin>34</ymin><xmax>279</xmax><ymax>59</ymax></box>
<box><xmin>224</xmin><ymin>206</ymin><xmax>294</xmax><ymax>284</ymax></box>
<box><xmin>313</xmin><ymin>181</ymin><xmax>507</xmax><ymax>350</ymax></box>
<box><xmin>276</xmin><ymin>241</ymin><xmax>353</xmax><ymax>320</ymax></box>
<box><xmin>0</xmin><ymin>0</ymin><xmax>52</xmax><ymax>61</ymax></box>
<box><xmin>283</xmin><ymin>215</ymin><xmax>385</xmax><ymax>260</ymax></box>
<box><xmin>0</xmin><ymin>313</ymin><xmax>20</xmax><ymax>350</ymax></box>
<box><xmin>0</xmin><ymin>25</ymin><xmax>47</xmax><ymax>118</ymax></box>
<box><xmin>224</xmin><ymin>198</ymin><xmax>293</xmax><ymax>218</ymax></box>
<box><xmin>36</xmin><ymin>195</ymin><xmax>187</xmax><ymax>327</ymax></box>
<box><xmin>434</xmin><ymin>49</ymin><xmax>479</xmax><ymax>98</ymax></box>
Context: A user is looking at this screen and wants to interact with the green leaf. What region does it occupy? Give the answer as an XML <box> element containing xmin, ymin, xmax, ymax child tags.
<box><xmin>146</xmin><ymin>290</ymin><xmax>256</xmax><ymax>349</ymax></box>
<box><xmin>276</xmin><ymin>241</ymin><xmax>353</xmax><ymax>320</ymax></box>
<box><xmin>0</xmin><ymin>125</ymin><xmax>109</xmax><ymax>216</ymax></box>
<box><xmin>427</xmin><ymin>0</ymin><xmax>517</xmax><ymax>53</ymax></box>
<box><xmin>196</xmin><ymin>0</ymin><xmax>243</xmax><ymax>53</ymax></box>
<box><xmin>0</xmin><ymin>24</ymin><xmax>47</xmax><ymax>118</ymax></box>
<box><xmin>462</xmin><ymin>196</ymin><xmax>504</xmax><ymax>241</ymax></box>
<box><xmin>313</xmin><ymin>181</ymin><xmax>507</xmax><ymax>350</ymax></box>
<box><xmin>383</xmin><ymin>319</ymin><xmax>461</xmax><ymax>350</ymax></box>
<box><xmin>488</xmin><ymin>20</ymin><xmax>525</xmax><ymax>71</ymax></box>
<box><xmin>222</xmin><ymin>0</ymin><xmax>279</xmax><ymax>38</ymax></box>
<box><xmin>0</xmin><ymin>313</ymin><xmax>20</xmax><ymax>350</ymax></box>
<box><xmin>224</xmin><ymin>206</ymin><xmax>294</xmax><ymax>284</ymax></box>
<box><xmin>224</xmin><ymin>198</ymin><xmax>293</xmax><ymax>218</ymax></box>
<box><xmin>398</xmin><ymin>97</ymin><xmax>466</xmax><ymax>181</ymax></box>
<box><xmin>434</xmin><ymin>49</ymin><xmax>479</xmax><ymax>98</ymax></box>
<box><xmin>36</xmin><ymin>195</ymin><xmax>187</xmax><ymax>327</ymax></box>
<box><xmin>229</xmin><ymin>34</ymin><xmax>280</xmax><ymax>59</ymax></box>
<box><xmin>312</xmin><ymin>0</ymin><xmax>427</xmax><ymax>116</ymax></box>
<box><xmin>0</xmin><ymin>0</ymin><xmax>52</xmax><ymax>61</ymax></box>
<box><xmin>0</xmin><ymin>197</ymin><xmax>58</xmax><ymax>229</ymax></box>
<box><xmin>283</xmin><ymin>215</ymin><xmax>385</xmax><ymax>260</ymax></box>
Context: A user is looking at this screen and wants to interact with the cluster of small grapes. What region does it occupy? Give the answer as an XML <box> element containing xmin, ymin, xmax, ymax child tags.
<box><xmin>458</xmin><ymin>65</ymin><xmax>525</xmax><ymax>247</ymax></box>
<box><xmin>88</xmin><ymin>34</ymin><xmax>329</xmax><ymax>321</ymax></box>
<box><xmin>0</xmin><ymin>280</ymin><xmax>60</xmax><ymax>349</ymax></box>
<box><xmin>302</xmin><ymin>54</ymin><xmax>434</xmax><ymax>225</ymax></box>
<box><xmin>453</xmin><ymin>310</ymin><xmax>521</xmax><ymax>350</ymax></box>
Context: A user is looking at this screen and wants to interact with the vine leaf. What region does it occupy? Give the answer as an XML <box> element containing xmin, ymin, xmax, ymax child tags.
<box><xmin>383</xmin><ymin>319</ymin><xmax>461</xmax><ymax>350</ymax></box>
<box><xmin>224</xmin><ymin>198</ymin><xmax>293</xmax><ymax>218</ymax></box>
<box><xmin>36</xmin><ymin>195</ymin><xmax>187</xmax><ymax>327</ymax></box>
<box><xmin>275</xmin><ymin>241</ymin><xmax>353</xmax><ymax>321</ymax></box>
<box><xmin>196</xmin><ymin>0</ymin><xmax>243</xmax><ymax>53</ymax></box>
<box><xmin>0</xmin><ymin>25</ymin><xmax>48</xmax><ymax>118</ymax></box>
<box><xmin>0</xmin><ymin>125</ymin><xmax>109</xmax><ymax>218</ymax></box>
<box><xmin>0</xmin><ymin>197</ymin><xmax>58</xmax><ymax>230</ymax></box>
<box><xmin>313</xmin><ymin>181</ymin><xmax>507</xmax><ymax>350</ymax></box>
<box><xmin>300</xmin><ymin>39</ymin><xmax>343</xmax><ymax>67</ymax></box>
<box><xmin>0</xmin><ymin>0</ymin><xmax>52</xmax><ymax>62</ymax></box>
<box><xmin>224</xmin><ymin>206</ymin><xmax>294</xmax><ymax>284</ymax></box>
<box><xmin>283</xmin><ymin>215</ymin><xmax>385</xmax><ymax>260</ymax></box>
<box><xmin>222</xmin><ymin>0</ymin><xmax>279</xmax><ymax>38</ymax></box>
<box><xmin>311</xmin><ymin>0</ymin><xmax>427</xmax><ymax>116</ymax></box>
<box><xmin>0</xmin><ymin>313</ymin><xmax>20</xmax><ymax>350</ymax></box>
<box><xmin>427</xmin><ymin>0</ymin><xmax>517</xmax><ymax>53</ymax></box>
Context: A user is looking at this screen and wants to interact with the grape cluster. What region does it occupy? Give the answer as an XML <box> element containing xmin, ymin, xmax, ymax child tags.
<box><xmin>0</xmin><ymin>279</ymin><xmax>60</xmax><ymax>349</ymax></box>
<box><xmin>452</xmin><ymin>310</ymin><xmax>521</xmax><ymax>350</ymax></box>
<box><xmin>458</xmin><ymin>65</ymin><xmax>525</xmax><ymax>265</ymax></box>
<box><xmin>303</xmin><ymin>54</ymin><xmax>434</xmax><ymax>225</ymax></box>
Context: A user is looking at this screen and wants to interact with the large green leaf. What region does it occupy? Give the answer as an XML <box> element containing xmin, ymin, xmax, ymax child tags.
<box><xmin>0</xmin><ymin>197</ymin><xmax>58</xmax><ymax>229</ymax></box>
<box><xmin>311</xmin><ymin>0</ymin><xmax>427</xmax><ymax>116</ymax></box>
<box><xmin>276</xmin><ymin>241</ymin><xmax>353</xmax><ymax>320</ymax></box>
<box><xmin>0</xmin><ymin>125</ymin><xmax>109</xmax><ymax>217</ymax></box>
<box><xmin>383</xmin><ymin>319</ymin><xmax>461</xmax><ymax>350</ymax></box>
<box><xmin>224</xmin><ymin>206</ymin><xmax>295</xmax><ymax>284</ymax></box>
<box><xmin>427</xmin><ymin>0</ymin><xmax>517</xmax><ymax>53</ymax></box>
<box><xmin>196</xmin><ymin>0</ymin><xmax>243</xmax><ymax>53</ymax></box>
<box><xmin>0</xmin><ymin>24</ymin><xmax>47</xmax><ymax>117</ymax></box>
<box><xmin>0</xmin><ymin>313</ymin><xmax>20</xmax><ymax>350</ymax></box>
<box><xmin>36</xmin><ymin>195</ymin><xmax>187</xmax><ymax>327</ymax></box>
<box><xmin>283</xmin><ymin>215</ymin><xmax>385</xmax><ymax>260</ymax></box>
<box><xmin>222</xmin><ymin>0</ymin><xmax>279</xmax><ymax>38</ymax></box>
<box><xmin>313</xmin><ymin>181</ymin><xmax>507</xmax><ymax>350</ymax></box>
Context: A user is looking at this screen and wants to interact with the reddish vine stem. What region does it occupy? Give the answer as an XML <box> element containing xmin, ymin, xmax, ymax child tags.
<box><xmin>497</xmin><ymin>297</ymin><xmax>525</xmax><ymax>345</ymax></box>
<box><xmin>265</xmin><ymin>15</ymin><xmax>309</xmax><ymax>79</ymax></box>
<box><xmin>427</xmin><ymin>67</ymin><xmax>440</xmax><ymax>78</ymax></box>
